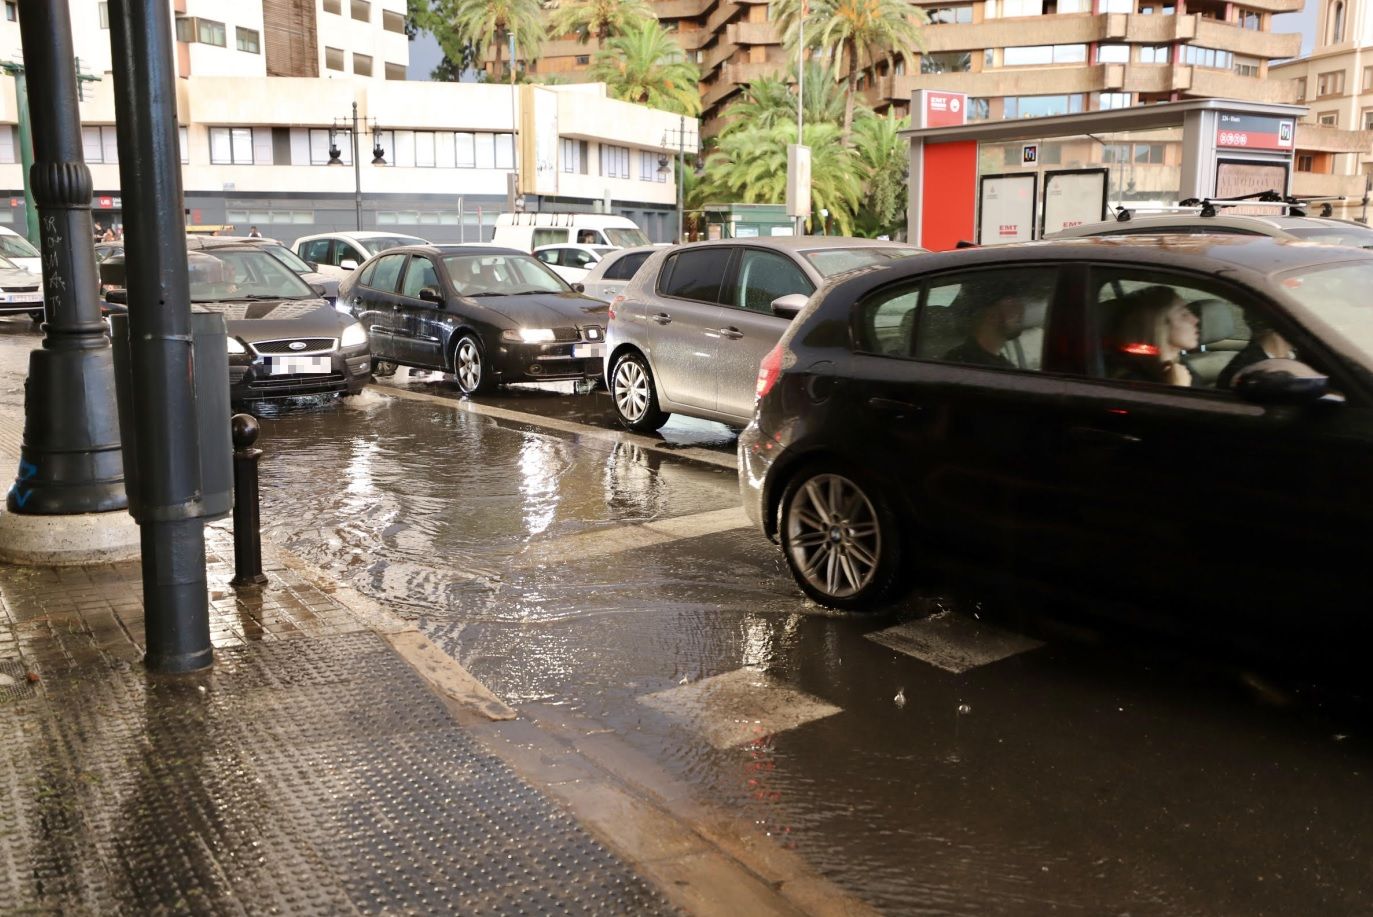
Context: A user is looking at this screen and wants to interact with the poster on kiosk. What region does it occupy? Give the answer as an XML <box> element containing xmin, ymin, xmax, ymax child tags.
<box><xmin>978</xmin><ymin>174</ymin><xmax>1036</xmax><ymax>245</ymax></box>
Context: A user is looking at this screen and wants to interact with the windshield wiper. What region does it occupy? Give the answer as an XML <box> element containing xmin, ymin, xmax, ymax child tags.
<box><xmin>505</xmin><ymin>289</ymin><xmax>560</xmax><ymax>295</ymax></box>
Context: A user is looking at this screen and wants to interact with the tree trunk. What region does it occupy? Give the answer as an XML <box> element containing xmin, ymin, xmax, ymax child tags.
<box><xmin>842</xmin><ymin>39</ymin><xmax>858</xmax><ymax>143</ymax></box>
<box><xmin>494</xmin><ymin>27</ymin><xmax>504</xmax><ymax>81</ymax></box>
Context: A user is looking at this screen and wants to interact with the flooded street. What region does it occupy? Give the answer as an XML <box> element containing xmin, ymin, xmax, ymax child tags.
<box><xmin>235</xmin><ymin>364</ymin><xmax>1373</xmax><ymax>916</ymax></box>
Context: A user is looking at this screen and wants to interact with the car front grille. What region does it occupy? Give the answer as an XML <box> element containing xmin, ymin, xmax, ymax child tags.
<box><xmin>245</xmin><ymin>372</ymin><xmax>346</xmax><ymax>392</ymax></box>
<box><xmin>251</xmin><ymin>337</ymin><xmax>337</xmax><ymax>356</ymax></box>
<box><xmin>2</xmin><ymin>286</ymin><xmax>38</xmax><ymax>293</ymax></box>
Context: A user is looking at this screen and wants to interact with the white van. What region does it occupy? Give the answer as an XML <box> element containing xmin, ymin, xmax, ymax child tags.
<box><xmin>491</xmin><ymin>212</ymin><xmax>652</xmax><ymax>251</ymax></box>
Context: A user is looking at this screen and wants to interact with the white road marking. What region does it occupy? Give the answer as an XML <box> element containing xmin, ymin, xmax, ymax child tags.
<box><xmin>866</xmin><ymin>612</ymin><xmax>1045</xmax><ymax>674</ymax></box>
<box><xmin>639</xmin><ymin>667</ymin><xmax>842</xmax><ymax>749</ymax></box>
<box><xmin>515</xmin><ymin>506</ymin><xmax>751</xmax><ymax>569</ymax></box>
<box><xmin>369</xmin><ymin>382</ymin><xmax>738</xmax><ymax>471</ymax></box>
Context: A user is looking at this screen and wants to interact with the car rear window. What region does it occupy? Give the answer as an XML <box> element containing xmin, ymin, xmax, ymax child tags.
<box><xmin>603</xmin><ymin>251</ymin><xmax>650</xmax><ymax>281</ymax></box>
<box><xmin>659</xmin><ymin>248</ymin><xmax>732</xmax><ymax>302</ymax></box>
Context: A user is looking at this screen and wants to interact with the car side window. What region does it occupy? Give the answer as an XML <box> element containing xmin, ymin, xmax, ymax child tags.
<box><xmin>568</xmin><ymin>249</ymin><xmax>596</xmax><ymax>268</ymax></box>
<box><xmin>401</xmin><ymin>257</ymin><xmax>439</xmax><ymax>300</ymax></box>
<box><xmin>730</xmin><ymin>249</ymin><xmax>814</xmax><ymax>314</ymax></box>
<box><xmin>659</xmin><ymin>248</ymin><xmax>732</xmax><ymax>303</ymax></box>
<box><xmin>919</xmin><ymin>268</ymin><xmax>1056</xmax><ymax>370</ymax></box>
<box><xmin>535</xmin><ymin>249</ymin><xmax>559</xmax><ymax>265</ymax></box>
<box><xmin>358</xmin><ymin>259</ymin><xmax>378</xmax><ymax>287</ymax></box>
<box><xmin>369</xmin><ymin>254</ymin><xmax>406</xmax><ymax>293</ymax></box>
<box><xmin>604</xmin><ymin>251</ymin><xmax>649</xmax><ymax>281</ymax></box>
<box><xmin>301</xmin><ymin>239</ymin><xmax>331</xmax><ymax>264</ymax></box>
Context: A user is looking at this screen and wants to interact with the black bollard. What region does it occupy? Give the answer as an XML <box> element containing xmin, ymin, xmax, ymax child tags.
<box><xmin>230</xmin><ymin>414</ymin><xmax>267</xmax><ymax>587</ymax></box>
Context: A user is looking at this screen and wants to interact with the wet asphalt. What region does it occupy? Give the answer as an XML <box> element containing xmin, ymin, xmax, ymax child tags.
<box><xmin>7</xmin><ymin>317</ymin><xmax>1372</xmax><ymax>916</ymax></box>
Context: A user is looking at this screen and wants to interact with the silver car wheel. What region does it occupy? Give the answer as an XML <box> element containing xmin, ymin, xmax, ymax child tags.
<box><xmin>613</xmin><ymin>358</ymin><xmax>651</xmax><ymax>422</ymax></box>
<box><xmin>784</xmin><ymin>473</ymin><xmax>882</xmax><ymax>599</ymax></box>
<box><xmin>457</xmin><ymin>337</ymin><xmax>482</xmax><ymax>393</ymax></box>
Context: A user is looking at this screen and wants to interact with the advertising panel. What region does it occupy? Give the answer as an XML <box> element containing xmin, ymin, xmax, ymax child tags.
<box><xmin>524</xmin><ymin>86</ymin><xmax>559</xmax><ymax>197</ymax></box>
<box><xmin>917</xmin><ymin>90</ymin><xmax>968</xmax><ymax>129</ymax></box>
<box><xmin>1041</xmin><ymin>169</ymin><xmax>1108</xmax><ymax>236</ymax></box>
<box><xmin>1215</xmin><ymin>159</ymin><xmax>1290</xmax><ymax>212</ymax></box>
<box><xmin>1215</xmin><ymin>113</ymin><xmax>1295</xmax><ymax>151</ymax></box>
<box><xmin>978</xmin><ymin>173</ymin><xmax>1037</xmax><ymax>245</ymax></box>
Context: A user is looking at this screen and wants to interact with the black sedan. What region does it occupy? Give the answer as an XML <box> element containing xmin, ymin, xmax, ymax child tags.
<box><xmin>339</xmin><ymin>244</ymin><xmax>607</xmax><ymax>395</ymax></box>
<box><xmin>102</xmin><ymin>245</ymin><xmax>370</xmax><ymax>403</ymax></box>
<box><xmin>740</xmin><ymin>236</ymin><xmax>1373</xmax><ymax>665</ymax></box>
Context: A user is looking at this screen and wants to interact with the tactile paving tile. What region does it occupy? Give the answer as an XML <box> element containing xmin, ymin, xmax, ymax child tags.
<box><xmin>0</xmin><ymin>631</ymin><xmax>675</xmax><ymax>915</ymax></box>
<box><xmin>0</xmin><ymin>657</ymin><xmax>35</xmax><ymax>703</ymax></box>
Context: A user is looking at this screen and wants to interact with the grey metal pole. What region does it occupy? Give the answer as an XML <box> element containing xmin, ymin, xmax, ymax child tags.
<box><xmin>8</xmin><ymin>0</ymin><xmax>127</xmax><ymax>516</ymax></box>
<box><xmin>676</xmin><ymin>115</ymin><xmax>684</xmax><ymax>243</ymax></box>
<box><xmin>352</xmin><ymin>100</ymin><xmax>362</xmax><ymax>231</ymax></box>
<box><xmin>108</xmin><ymin>0</ymin><xmax>212</xmax><ymax>673</ymax></box>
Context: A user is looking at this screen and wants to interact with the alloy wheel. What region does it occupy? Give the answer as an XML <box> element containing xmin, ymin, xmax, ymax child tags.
<box><xmin>784</xmin><ymin>473</ymin><xmax>882</xmax><ymax>599</ymax></box>
<box><xmin>613</xmin><ymin>358</ymin><xmax>650</xmax><ymax>423</ymax></box>
<box><xmin>456</xmin><ymin>337</ymin><xmax>482</xmax><ymax>393</ymax></box>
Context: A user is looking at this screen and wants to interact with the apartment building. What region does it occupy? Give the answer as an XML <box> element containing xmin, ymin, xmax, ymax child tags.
<box><xmin>1270</xmin><ymin>0</ymin><xmax>1373</xmax><ymax>206</ymax></box>
<box><xmin>0</xmin><ymin>1</ymin><xmax>686</xmax><ymax>241</ymax></box>
<box><xmin>523</xmin><ymin>0</ymin><xmax>1305</xmax><ymax>132</ymax></box>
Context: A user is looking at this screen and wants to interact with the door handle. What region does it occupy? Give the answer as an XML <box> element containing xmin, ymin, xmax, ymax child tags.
<box><xmin>868</xmin><ymin>396</ymin><xmax>923</xmax><ymax>414</ymax></box>
<box><xmin>652</xmin><ymin>312</ymin><xmax>672</xmax><ymax>325</ymax></box>
<box><xmin>718</xmin><ymin>326</ymin><xmax>744</xmax><ymax>340</ymax></box>
<box><xmin>1068</xmin><ymin>426</ymin><xmax>1141</xmax><ymax>446</ymax></box>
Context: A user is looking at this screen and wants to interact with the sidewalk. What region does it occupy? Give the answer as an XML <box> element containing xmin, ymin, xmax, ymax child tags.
<box><xmin>0</xmin><ymin>326</ymin><xmax>874</xmax><ymax>916</ymax></box>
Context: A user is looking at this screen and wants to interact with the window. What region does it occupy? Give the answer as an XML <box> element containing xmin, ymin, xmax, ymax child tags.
<box><xmin>209</xmin><ymin>127</ymin><xmax>254</xmax><ymax>164</ymax></box>
<box><xmin>1099</xmin><ymin>0</ymin><xmax>1133</xmax><ymax>11</ymax></box>
<box><xmin>369</xmin><ymin>253</ymin><xmax>406</xmax><ymax>291</ymax></box>
<box><xmin>98</xmin><ymin>2</ymin><xmax>108</xmax><ymax>28</ymax></box>
<box><xmin>1364</xmin><ymin>66</ymin><xmax>1373</xmax><ymax>91</ymax></box>
<box><xmin>309</xmin><ymin>128</ymin><xmax>351</xmax><ymax>165</ymax></box>
<box><xmin>401</xmin><ymin>257</ymin><xmax>439</xmax><ymax>299</ymax></box>
<box><xmin>1234</xmin><ymin>57</ymin><xmax>1259</xmax><ymax>77</ymax></box>
<box><xmin>1297</xmin><ymin>154</ymin><xmax>1315</xmax><ymax>171</ymax></box>
<box><xmin>382</xmin><ymin>9</ymin><xmax>406</xmax><ymax>33</ymax></box>
<box><xmin>1139</xmin><ymin>44</ymin><xmax>1170</xmax><ymax>63</ymax></box>
<box><xmin>179</xmin><ymin>125</ymin><xmax>188</xmax><ymax>164</ymax></box>
<box><xmin>601</xmin><ymin>144</ymin><xmax>631</xmax><ymax>179</ymax></box>
<box><xmin>414</xmin><ymin>131</ymin><xmax>436</xmax><ymax>168</ymax></box>
<box><xmin>1101</xmin><ymin>143</ymin><xmax>1132</xmax><ymax>162</ymax></box>
<box><xmin>1098</xmin><ymin>92</ymin><xmax>1132</xmax><ymax>110</ymax></box>
<box><xmin>300</xmin><ymin>239</ymin><xmax>333</xmax><ymax>265</ymax></box>
<box><xmin>351</xmin><ymin>0</ymin><xmax>371</xmax><ymax>22</ymax></box>
<box><xmin>921</xmin><ymin>52</ymin><xmax>972</xmax><ymax>73</ymax></box>
<box><xmin>353</xmin><ymin>53</ymin><xmax>373</xmax><ymax>76</ymax></box>
<box><xmin>1003</xmin><ymin>94</ymin><xmax>1085</xmax><ymax>118</ymax></box>
<box><xmin>323</xmin><ymin>0</ymin><xmax>341</xmax><ymax>12</ymax></box>
<box><xmin>894</xmin><ymin>56</ymin><xmax>906</xmax><ymax>75</ymax></box>
<box><xmin>1318</xmin><ymin>111</ymin><xmax>1338</xmax><ymax>125</ymax></box>
<box><xmin>1003</xmin><ymin>45</ymin><xmax>1086</xmax><ymax>66</ymax></box>
<box><xmin>659</xmin><ymin>248</ymin><xmax>733</xmax><ymax>302</ymax></box>
<box><xmin>385</xmin><ymin>62</ymin><xmax>406</xmax><ymax>80</ymax></box>
<box><xmin>1097</xmin><ymin>44</ymin><xmax>1130</xmax><ymax>63</ymax></box>
<box><xmin>857</xmin><ymin>268</ymin><xmax>1056</xmax><ymax>370</ymax></box>
<box><xmin>81</xmin><ymin>126</ymin><xmax>120</xmax><ymax>164</ymax></box>
<box><xmin>175</xmin><ymin>17</ymin><xmax>194</xmax><ymax>42</ymax></box>
<box><xmin>640</xmin><ymin>150</ymin><xmax>667</xmax><ymax>181</ymax></box>
<box><xmin>927</xmin><ymin>4</ymin><xmax>974</xmax><ymax>22</ymax></box>
<box><xmin>1238</xmin><ymin>9</ymin><xmax>1260</xmax><ymax>28</ymax></box>
<box><xmin>1179</xmin><ymin>46</ymin><xmax>1232</xmax><ymax>69</ymax></box>
<box><xmin>730</xmin><ymin>250</ymin><xmax>813</xmax><ymax>314</ymax></box>
<box><xmin>1362</xmin><ymin>109</ymin><xmax>1373</xmax><ymax>130</ymax></box>
<box><xmin>1000</xmin><ymin>0</ymin><xmax>1044</xmax><ymax>15</ymax></box>
<box><xmin>1133</xmin><ymin>143</ymin><xmax>1165</xmax><ymax>164</ymax></box>
<box><xmin>968</xmin><ymin>98</ymin><xmax>991</xmax><ymax>121</ymax></box>
<box><xmin>236</xmin><ymin>27</ymin><xmax>260</xmax><ymax>53</ymax></box>
<box><xmin>454</xmin><ymin>133</ymin><xmax>475</xmax><ymax>168</ymax></box>
<box><xmin>1330</xmin><ymin>0</ymin><xmax>1345</xmax><ymax>43</ymax></box>
<box><xmin>575</xmin><ymin>55</ymin><xmax>590</xmax><ymax>65</ymax></box>
<box><xmin>225</xmin><ymin>208</ymin><xmax>313</xmax><ymax>225</ymax></box>
<box><xmin>4</xmin><ymin>2</ymin><xmax>15</xmax><ymax>23</ymax></box>
<box><xmin>1316</xmin><ymin>70</ymin><xmax>1345</xmax><ymax>96</ymax></box>
<box><xmin>603</xmin><ymin>251</ymin><xmax>651</xmax><ymax>281</ymax></box>
<box><xmin>197</xmin><ymin>19</ymin><xmax>226</xmax><ymax>47</ymax></box>
<box><xmin>325</xmin><ymin>47</ymin><xmax>344</xmax><ymax>71</ymax></box>
<box><xmin>560</xmin><ymin>138</ymin><xmax>587</xmax><ymax>173</ymax></box>
<box><xmin>1295</xmin><ymin>78</ymin><xmax>1307</xmax><ymax>101</ymax></box>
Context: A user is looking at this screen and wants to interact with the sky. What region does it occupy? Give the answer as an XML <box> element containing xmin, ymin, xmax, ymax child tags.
<box><xmin>404</xmin><ymin>10</ymin><xmax>1322</xmax><ymax>83</ymax></box>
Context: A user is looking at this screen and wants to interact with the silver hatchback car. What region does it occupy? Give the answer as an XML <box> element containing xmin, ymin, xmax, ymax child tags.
<box><xmin>604</xmin><ymin>237</ymin><xmax>923</xmax><ymax>430</ymax></box>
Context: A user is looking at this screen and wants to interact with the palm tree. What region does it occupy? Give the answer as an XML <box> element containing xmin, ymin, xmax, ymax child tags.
<box><xmin>703</xmin><ymin>122</ymin><xmax>863</xmax><ymax>235</ymax></box>
<box><xmin>441</xmin><ymin>0</ymin><xmax>546</xmax><ymax>81</ymax></box>
<box><xmin>589</xmin><ymin>22</ymin><xmax>702</xmax><ymax>116</ymax></box>
<box><xmin>719</xmin><ymin>61</ymin><xmax>859</xmax><ymax>136</ymax></box>
<box><xmin>772</xmin><ymin>0</ymin><xmax>925</xmax><ymax>140</ymax></box>
<box><xmin>547</xmin><ymin>0</ymin><xmax>655</xmax><ymax>44</ymax></box>
<box><xmin>851</xmin><ymin>112</ymin><xmax>909</xmax><ymax>237</ymax></box>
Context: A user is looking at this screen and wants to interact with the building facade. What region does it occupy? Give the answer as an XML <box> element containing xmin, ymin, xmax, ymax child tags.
<box><xmin>0</xmin><ymin>0</ymin><xmax>690</xmax><ymax>243</ymax></box>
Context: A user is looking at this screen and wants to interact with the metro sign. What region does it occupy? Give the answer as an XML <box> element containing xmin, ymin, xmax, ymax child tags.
<box><xmin>1216</xmin><ymin>114</ymin><xmax>1295</xmax><ymax>151</ymax></box>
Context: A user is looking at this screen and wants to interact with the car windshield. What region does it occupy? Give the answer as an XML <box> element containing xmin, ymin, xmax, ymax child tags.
<box><xmin>359</xmin><ymin>235</ymin><xmax>424</xmax><ymax>255</ymax></box>
<box><xmin>605</xmin><ymin>227</ymin><xmax>651</xmax><ymax>247</ymax></box>
<box><xmin>0</xmin><ymin>253</ymin><xmax>22</xmax><ymax>271</ymax></box>
<box><xmin>258</xmin><ymin>243</ymin><xmax>314</xmax><ymax>275</ymax></box>
<box><xmin>804</xmin><ymin>246</ymin><xmax>926</xmax><ymax>277</ymax></box>
<box><xmin>187</xmin><ymin>249</ymin><xmax>317</xmax><ymax>302</ymax></box>
<box><xmin>1278</xmin><ymin>259</ymin><xmax>1373</xmax><ymax>361</ymax></box>
<box><xmin>0</xmin><ymin>235</ymin><xmax>39</xmax><ymax>259</ymax></box>
<box><xmin>442</xmin><ymin>253</ymin><xmax>570</xmax><ymax>296</ymax></box>
<box><xmin>1281</xmin><ymin>225</ymin><xmax>1373</xmax><ymax>249</ymax></box>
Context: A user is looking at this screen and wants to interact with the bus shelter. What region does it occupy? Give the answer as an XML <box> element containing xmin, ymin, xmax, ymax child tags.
<box><xmin>902</xmin><ymin>95</ymin><xmax>1306</xmax><ymax>251</ymax></box>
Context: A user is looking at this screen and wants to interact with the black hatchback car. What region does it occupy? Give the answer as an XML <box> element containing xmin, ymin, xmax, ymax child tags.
<box><xmin>340</xmin><ymin>244</ymin><xmax>608</xmax><ymax>394</ymax></box>
<box><xmin>740</xmin><ymin>236</ymin><xmax>1373</xmax><ymax>658</ymax></box>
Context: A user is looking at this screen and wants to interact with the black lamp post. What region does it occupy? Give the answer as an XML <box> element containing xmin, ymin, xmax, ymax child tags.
<box><xmin>326</xmin><ymin>102</ymin><xmax>384</xmax><ymax>231</ymax></box>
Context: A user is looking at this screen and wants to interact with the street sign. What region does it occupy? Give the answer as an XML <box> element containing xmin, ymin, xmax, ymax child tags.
<box><xmin>1022</xmin><ymin>144</ymin><xmax>1038</xmax><ymax>165</ymax></box>
<box><xmin>917</xmin><ymin>90</ymin><xmax>968</xmax><ymax>129</ymax></box>
<box><xmin>786</xmin><ymin>144</ymin><xmax>811</xmax><ymax>219</ymax></box>
<box><xmin>1216</xmin><ymin>114</ymin><xmax>1295</xmax><ymax>151</ymax></box>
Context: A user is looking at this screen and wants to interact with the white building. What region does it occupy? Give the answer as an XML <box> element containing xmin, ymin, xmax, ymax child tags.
<box><xmin>0</xmin><ymin>0</ymin><xmax>692</xmax><ymax>242</ymax></box>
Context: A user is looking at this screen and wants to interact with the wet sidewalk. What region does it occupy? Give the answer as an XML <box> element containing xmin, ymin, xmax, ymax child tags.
<box><xmin>0</xmin><ymin>324</ymin><xmax>871</xmax><ymax>916</ymax></box>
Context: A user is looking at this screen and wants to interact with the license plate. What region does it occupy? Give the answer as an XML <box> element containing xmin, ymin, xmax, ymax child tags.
<box><xmin>267</xmin><ymin>355</ymin><xmax>331</xmax><ymax>375</ymax></box>
<box><xmin>0</xmin><ymin>293</ymin><xmax>40</xmax><ymax>303</ymax></box>
<box><xmin>572</xmin><ymin>343</ymin><xmax>605</xmax><ymax>358</ymax></box>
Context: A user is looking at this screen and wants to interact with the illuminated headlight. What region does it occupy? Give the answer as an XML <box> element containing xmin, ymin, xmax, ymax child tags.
<box><xmin>340</xmin><ymin>321</ymin><xmax>368</xmax><ymax>348</ymax></box>
<box><xmin>227</xmin><ymin>337</ymin><xmax>246</xmax><ymax>354</ymax></box>
<box><xmin>501</xmin><ymin>327</ymin><xmax>555</xmax><ymax>343</ymax></box>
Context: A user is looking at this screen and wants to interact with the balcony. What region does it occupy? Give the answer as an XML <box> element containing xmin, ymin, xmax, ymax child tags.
<box><xmin>1119</xmin><ymin>12</ymin><xmax>1196</xmax><ymax>42</ymax></box>
<box><xmin>889</xmin><ymin>64</ymin><xmax>1113</xmax><ymax>101</ymax></box>
<box><xmin>725</xmin><ymin>21</ymin><xmax>781</xmax><ymax>46</ymax></box>
<box><xmin>1182</xmin><ymin>65</ymin><xmax>1302</xmax><ymax>102</ymax></box>
<box><xmin>653</xmin><ymin>0</ymin><xmax>711</xmax><ymax>17</ymax></box>
<box><xmin>1292</xmin><ymin>172</ymin><xmax>1371</xmax><ymax>199</ymax></box>
<box><xmin>921</xmin><ymin>15</ymin><xmax>1106</xmax><ymax>52</ymax></box>
<box><xmin>1192</xmin><ymin>18</ymin><xmax>1302</xmax><ymax>60</ymax></box>
<box><xmin>1296</xmin><ymin>123</ymin><xmax>1373</xmax><ymax>153</ymax></box>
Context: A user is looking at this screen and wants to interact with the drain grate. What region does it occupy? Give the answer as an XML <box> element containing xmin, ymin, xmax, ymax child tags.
<box><xmin>0</xmin><ymin>657</ymin><xmax>35</xmax><ymax>703</ymax></box>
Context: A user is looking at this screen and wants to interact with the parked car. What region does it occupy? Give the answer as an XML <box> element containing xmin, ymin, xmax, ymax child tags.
<box><xmin>189</xmin><ymin>235</ymin><xmax>340</xmax><ymax>305</ymax></box>
<box><xmin>0</xmin><ymin>253</ymin><xmax>43</xmax><ymax>321</ymax></box>
<box><xmin>492</xmin><ymin>212</ymin><xmax>650</xmax><ymax>250</ymax></box>
<box><xmin>605</xmin><ymin>237</ymin><xmax>924</xmax><ymax>431</ymax></box>
<box><xmin>292</xmin><ymin>231</ymin><xmax>428</xmax><ymax>281</ymax></box>
<box><xmin>1050</xmin><ymin>210</ymin><xmax>1373</xmax><ymax>248</ymax></box>
<box><xmin>578</xmin><ymin>245</ymin><xmax>656</xmax><ymax>302</ymax></box>
<box><xmin>739</xmin><ymin>235</ymin><xmax>1373</xmax><ymax>670</ymax></box>
<box><xmin>0</xmin><ymin>226</ymin><xmax>41</xmax><ymax>274</ymax></box>
<box><xmin>533</xmin><ymin>243</ymin><xmax>614</xmax><ymax>284</ymax></box>
<box><xmin>340</xmin><ymin>244</ymin><xmax>607</xmax><ymax>394</ymax></box>
<box><xmin>101</xmin><ymin>245</ymin><xmax>370</xmax><ymax>403</ymax></box>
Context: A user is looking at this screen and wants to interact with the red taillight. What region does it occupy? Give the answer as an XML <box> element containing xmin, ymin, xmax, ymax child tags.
<box><xmin>756</xmin><ymin>344</ymin><xmax>784</xmax><ymax>400</ymax></box>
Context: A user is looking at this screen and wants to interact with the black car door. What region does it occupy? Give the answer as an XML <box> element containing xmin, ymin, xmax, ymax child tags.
<box><xmin>352</xmin><ymin>253</ymin><xmax>407</xmax><ymax>361</ymax></box>
<box><xmin>395</xmin><ymin>254</ymin><xmax>446</xmax><ymax>368</ymax></box>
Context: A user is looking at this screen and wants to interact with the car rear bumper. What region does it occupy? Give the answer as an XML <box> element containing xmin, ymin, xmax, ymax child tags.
<box><xmin>738</xmin><ymin>419</ymin><xmax>772</xmax><ymax>534</ymax></box>
<box><xmin>230</xmin><ymin>347</ymin><xmax>370</xmax><ymax>400</ymax></box>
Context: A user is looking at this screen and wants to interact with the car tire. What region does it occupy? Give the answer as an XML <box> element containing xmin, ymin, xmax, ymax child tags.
<box><xmin>778</xmin><ymin>462</ymin><xmax>901</xmax><ymax>611</ymax></box>
<box><xmin>610</xmin><ymin>351</ymin><xmax>669</xmax><ymax>432</ymax></box>
<box><xmin>371</xmin><ymin>358</ymin><xmax>398</xmax><ymax>377</ymax></box>
<box><xmin>453</xmin><ymin>333</ymin><xmax>493</xmax><ymax>395</ymax></box>
<box><xmin>27</xmin><ymin>311</ymin><xmax>42</xmax><ymax>323</ymax></box>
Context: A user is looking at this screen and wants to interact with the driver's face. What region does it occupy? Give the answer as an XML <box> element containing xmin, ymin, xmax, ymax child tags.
<box><xmin>995</xmin><ymin>297</ymin><xmax>1025</xmax><ymax>340</ymax></box>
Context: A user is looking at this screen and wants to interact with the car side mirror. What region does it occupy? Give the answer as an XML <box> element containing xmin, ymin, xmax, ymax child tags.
<box><xmin>419</xmin><ymin>287</ymin><xmax>442</xmax><ymax>303</ymax></box>
<box><xmin>309</xmin><ymin>282</ymin><xmax>328</xmax><ymax>297</ymax></box>
<box><xmin>307</xmin><ymin>261</ymin><xmax>320</xmax><ymax>271</ymax></box>
<box><xmin>105</xmin><ymin>288</ymin><xmax>128</xmax><ymax>305</ymax></box>
<box><xmin>1233</xmin><ymin>359</ymin><xmax>1331</xmax><ymax>405</ymax></box>
<box><xmin>771</xmin><ymin>293</ymin><xmax>808</xmax><ymax>318</ymax></box>
<box><xmin>339</xmin><ymin>258</ymin><xmax>359</xmax><ymax>271</ymax></box>
<box><xmin>571</xmin><ymin>282</ymin><xmax>586</xmax><ymax>293</ymax></box>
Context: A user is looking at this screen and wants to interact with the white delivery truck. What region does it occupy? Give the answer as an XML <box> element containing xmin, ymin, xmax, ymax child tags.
<box><xmin>491</xmin><ymin>212</ymin><xmax>652</xmax><ymax>251</ymax></box>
